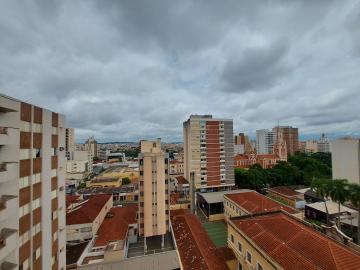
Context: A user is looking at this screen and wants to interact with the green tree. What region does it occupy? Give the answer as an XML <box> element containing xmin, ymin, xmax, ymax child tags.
<box><xmin>122</xmin><ymin>177</ymin><xmax>131</xmax><ymax>185</ymax></box>
<box><xmin>349</xmin><ymin>183</ymin><xmax>360</xmax><ymax>243</ymax></box>
<box><xmin>328</xmin><ymin>179</ymin><xmax>349</xmax><ymax>228</ymax></box>
<box><xmin>311</xmin><ymin>178</ymin><xmax>331</xmax><ymax>225</ymax></box>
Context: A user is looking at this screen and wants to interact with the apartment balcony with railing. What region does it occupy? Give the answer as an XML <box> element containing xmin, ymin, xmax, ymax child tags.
<box><xmin>0</xmin><ymin>228</ymin><xmax>17</xmax><ymax>262</ymax></box>
<box><xmin>0</xmin><ymin>127</ymin><xmax>17</xmax><ymax>147</ymax></box>
<box><xmin>0</xmin><ymin>163</ymin><xmax>17</xmax><ymax>184</ymax></box>
<box><xmin>0</xmin><ymin>196</ymin><xmax>17</xmax><ymax>223</ymax></box>
<box><xmin>0</xmin><ymin>261</ymin><xmax>17</xmax><ymax>270</ymax></box>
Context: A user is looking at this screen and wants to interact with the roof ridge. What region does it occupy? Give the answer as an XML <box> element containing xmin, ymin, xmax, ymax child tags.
<box><xmin>328</xmin><ymin>240</ymin><xmax>340</xmax><ymax>269</ymax></box>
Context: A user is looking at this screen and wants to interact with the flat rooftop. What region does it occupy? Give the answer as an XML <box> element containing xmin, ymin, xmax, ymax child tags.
<box><xmin>231</xmin><ymin>211</ymin><xmax>360</xmax><ymax>270</ymax></box>
<box><xmin>198</xmin><ymin>189</ymin><xmax>251</xmax><ymax>204</ymax></box>
<box><xmin>127</xmin><ymin>232</ymin><xmax>175</xmax><ymax>258</ymax></box>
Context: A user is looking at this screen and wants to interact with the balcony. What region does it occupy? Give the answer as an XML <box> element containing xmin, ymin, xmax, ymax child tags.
<box><xmin>0</xmin><ymin>127</ymin><xmax>17</xmax><ymax>146</ymax></box>
<box><xmin>0</xmin><ymin>261</ymin><xmax>17</xmax><ymax>270</ymax></box>
<box><xmin>0</xmin><ymin>195</ymin><xmax>17</xmax><ymax>222</ymax></box>
<box><xmin>0</xmin><ymin>228</ymin><xmax>17</xmax><ymax>261</ymax></box>
<box><xmin>0</xmin><ymin>163</ymin><xmax>17</xmax><ymax>183</ymax></box>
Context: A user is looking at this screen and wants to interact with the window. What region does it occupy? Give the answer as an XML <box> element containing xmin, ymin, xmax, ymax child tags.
<box><xmin>246</xmin><ymin>251</ymin><xmax>252</xmax><ymax>264</ymax></box>
<box><xmin>51</xmin><ymin>169</ymin><xmax>57</xmax><ymax>177</ymax></box>
<box><xmin>238</xmin><ymin>242</ymin><xmax>242</xmax><ymax>253</ymax></box>
<box><xmin>19</xmin><ymin>231</ymin><xmax>30</xmax><ymax>246</ymax></box>
<box><xmin>230</xmin><ymin>234</ymin><xmax>234</xmax><ymax>243</ymax></box>
<box><xmin>19</xmin><ymin>177</ymin><xmax>30</xmax><ymax>189</ymax></box>
<box><xmin>33</xmin><ymin>247</ymin><xmax>41</xmax><ymax>261</ymax></box>
<box><xmin>20</xmin><ymin>149</ymin><xmax>30</xmax><ymax>159</ymax></box>
<box><xmin>51</xmin><ymin>190</ymin><xmax>57</xmax><ymax>199</ymax></box>
<box><xmin>32</xmin><ymin>198</ymin><xmax>41</xmax><ymax>210</ymax></box>
<box><xmin>32</xmin><ymin>222</ymin><xmax>41</xmax><ymax>235</ymax></box>
<box><xmin>257</xmin><ymin>263</ymin><xmax>264</xmax><ymax>270</ymax></box>
<box><xmin>33</xmin><ymin>173</ymin><xmax>41</xmax><ymax>184</ymax></box>
<box><xmin>79</xmin><ymin>227</ymin><xmax>91</xmax><ymax>233</ymax></box>
<box><xmin>19</xmin><ymin>203</ymin><xmax>30</xmax><ymax>217</ymax></box>
<box><xmin>19</xmin><ymin>258</ymin><xmax>29</xmax><ymax>270</ymax></box>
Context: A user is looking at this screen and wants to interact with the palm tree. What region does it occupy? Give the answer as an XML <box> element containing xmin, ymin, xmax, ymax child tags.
<box><xmin>328</xmin><ymin>179</ymin><xmax>349</xmax><ymax>228</ymax></box>
<box><xmin>348</xmin><ymin>183</ymin><xmax>360</xmax><ymax>244</ymax></box>
<box><xmin>311</xmin><ymin>178</ymin><xmax>331</xmax><ymax>225</ymax></box>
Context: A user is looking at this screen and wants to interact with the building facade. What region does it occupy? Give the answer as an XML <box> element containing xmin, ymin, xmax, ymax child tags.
<box><xmin>183</xmin><ymin>115</ymin><xmax>234</xmax><ymax>191</ymax></box>
<box><xmin>318</xmin><ymin>133</ymin><xmax>330</xmax><ymax>153</ymax></box>
<box><xmin>256</xmin><ymin>129</ymin><xmax>276</xmax><ymax>155</ymax></box>
<box><xmin>0</xmin><ymin>95</ymin><xmax>66</xmax><ymax>270</ymax></box>
<box><xmin>138</xmin><ymin>140</ymin><xmax>169</xmax><ymax>248</ymax></box>
<box><xmin>332</xmin><ymin>138</ymin><xmax>360</xmax><ymax>185</ymax></box>
<box><xmin>65</xmin><ymin>128</ymin><xmax>75</xmax><ymax>160</ymax></box>
<box><xmin>273</xmin><ymin>126</ymin><xmax>299</xmax><ymax>155</ymax></box>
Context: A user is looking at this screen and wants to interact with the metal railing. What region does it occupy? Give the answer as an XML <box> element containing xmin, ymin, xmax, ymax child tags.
<box><xmin>0</xmin><ymin>127</ymin><xmax>8</xmax><ymax>134</ymax></box>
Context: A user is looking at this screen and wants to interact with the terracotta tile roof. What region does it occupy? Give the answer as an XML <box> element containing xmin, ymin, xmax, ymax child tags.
<box><xmin>94</xmin><ymin>205</ymin><xmax>138</xmax><ymax>247</ymax></box>
<box><xmin>231</xmin><ymin>212</ymin><xmax>360</xmax><ymax>270</ymax></box>
<box><xmin>225</xmin><ymin>191</ymin><xmax>297</xmax><ymax>214</ymax></box>
<box><xmin>269</xmin><ymin>186</ymin><xmax>300</xmax><ymax>197</ymax></box>
<box><xmin>176</xmin><ymin>176</ymin><xmax>188</xmax><ymax>185</ymax></box>
<box><xmin>66</xmin><ymin>194</ymin><xmax>112</xmax><ymax>225</ymax></box>
<box><xmin>66</xmin><ymin>195</ymin><xmax>80</xmax><ymax>208</ymax></box>
<box><xmin>171</xmin><ymin>211</ymin><xmax>229</xmax><ymax>270</ymax></box>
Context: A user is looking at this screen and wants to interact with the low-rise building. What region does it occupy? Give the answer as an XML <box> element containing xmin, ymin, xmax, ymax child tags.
<box><xmin>268</xmin><ymin>186</ymin><xmax>305</xmax><ymax>209</ymax></box>
<box><xmin>66</xmin><ymin>194</ymin><xmax>113</xmax><ymax>243</ymax></box>
<box><xmin>305</xmin><ymin>201</ymin><xmax>358</xmax><ymax>225</ymax></box>
<box><xmin>78</xmin><ymin>205</ymin><xmax>138</xmax><ymax>265</ymax></box>
<box><xmin>169</xmin><ymin>160</ymin><xmax>184</xmax><ymax>175</ymax></box>
<box><xmin>223</xmin><ymin>191</ymin><xmax>298</xmax><ymax>221</ymax></box>
<box><xmin>227</xmin><ymin>211</ymin><xmax>360</xmax><ymax>270</ymax></box>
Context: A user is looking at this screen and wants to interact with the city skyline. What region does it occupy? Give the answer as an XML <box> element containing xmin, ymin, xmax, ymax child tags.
<box><xmin>1</xmin><ymin>1</ymin><xmax>360</xmax><ymax>141</ymax></box>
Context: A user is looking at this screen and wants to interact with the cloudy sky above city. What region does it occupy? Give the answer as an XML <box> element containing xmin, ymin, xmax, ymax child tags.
<box><xmin>1</xmin><ymin>0</ymin><xmax>360</xmax><ymax>142</ymax></box>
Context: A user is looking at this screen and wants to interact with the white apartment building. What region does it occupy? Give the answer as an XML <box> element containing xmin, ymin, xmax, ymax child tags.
<box><xmin>318</xmin><ymin>133</ymin><xmax>331</xmax><ymax>153</ymax></box>
<box><xmin>0</xmin><ymin>94</ymin><xmax>66</xmax><ymax>270</ymax></box>
<box><xmin>332</xmin><ymin>138</ymin><xmax>360</xmax><ymax>185</ymax></box>
<box><xmin>256</xmin><ymin>129</ymin><xmax>276</xmax><ymax>154</ymax></box>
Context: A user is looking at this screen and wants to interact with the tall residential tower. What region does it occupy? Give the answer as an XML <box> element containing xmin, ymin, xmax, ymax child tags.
<box><xmin>183</xmin><ymin>115</ymin><xmax>234</xmax><ymax>191</ymax></box>
<box><xmin>138</xmin><ymin>139</ymin><xmax>170</xmax><ymax>249</ymax></box>
<box><xmin>0</xmin><ymin>95</ymin><xmax>66</xmax><ymax>270</ymax></box>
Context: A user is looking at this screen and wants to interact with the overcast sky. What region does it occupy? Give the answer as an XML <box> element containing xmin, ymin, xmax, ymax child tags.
<box><xmin>1</xmin><ymin>0</ymin><xmax>360</xmax><ymax>142</ymax></box>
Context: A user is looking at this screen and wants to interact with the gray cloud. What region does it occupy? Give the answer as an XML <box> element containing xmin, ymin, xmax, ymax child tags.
<box><xmin>219</xmin><ymin>41</ymin><xmax>290</xmax><ymax>93</ymax></box>
<box><xmin>0</xmin><ymin>0</ymin><xmax>359</xmax><ymax>142</ymax></box>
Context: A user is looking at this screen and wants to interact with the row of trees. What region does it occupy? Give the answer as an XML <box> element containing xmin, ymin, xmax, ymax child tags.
<box><xmin>311</xmin><ymin>178</ymin><xmax>360</xmax><ymax>243</ymax></box>
<box><xmin>234</xmin><ymin>152</ymin><xmax>332</xmax><ymax>190</ymax></box>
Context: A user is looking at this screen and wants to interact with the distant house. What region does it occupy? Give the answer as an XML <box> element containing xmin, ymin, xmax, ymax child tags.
<box><xmin>305</xmin><ymin>201</ymin><xmax>358</xmax><ymax>225</ymax></box>
<box><xmin>268</xmin><ymin>186</ymin><xmax>305</xmax><ymax>209</ymax></box>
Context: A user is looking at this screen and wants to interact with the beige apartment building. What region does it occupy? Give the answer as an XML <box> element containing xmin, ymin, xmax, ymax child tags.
<box><xmin>138</xmin><ymin>139</ymin><xmax>169</xmax><ymax>249</ymax></box>
<box><xmin>183</xmin><ymin>115</ymin><xmax>235</xmax><ymax>191</ymax></box>
<box><xmin>332</xmin><ymin>138</ymin><xmax>360</xmax><ymax>185</ymax></box>
<box><xmin>0</xmin><ymin>94</ymin><xmax>66</xmax><ymax>270</ymax></box>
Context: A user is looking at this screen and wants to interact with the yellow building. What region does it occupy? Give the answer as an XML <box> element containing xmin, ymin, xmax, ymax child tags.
<box><xmin>227</xmin><ymin>211</ymin><xmax>360</xmax><ymax>270</ymax></box>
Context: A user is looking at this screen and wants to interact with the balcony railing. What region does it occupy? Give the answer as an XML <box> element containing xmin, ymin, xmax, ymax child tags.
<box><xmin>0</xmin><ymin>127</ymin><xmax>8</xmax><ymax>135</ymax></box>
<box><xmin>0</xmin><ymin>163</ymin><xmax>6</xmax><ymax>172</ymax></box>
<box><xmin>1</xmin><ymin>261</ymin><xmax>17</xmax><ymax>270</ymax></box>
<box><xmin>0</xmin><ymin>228</ymin><xmax>17</xmax><ymax>250</ymax></box>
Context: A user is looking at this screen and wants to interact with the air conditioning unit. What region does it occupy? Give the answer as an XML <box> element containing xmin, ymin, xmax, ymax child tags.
<box><xmin>59</xmin><ymin>147</ymin><xmax>64</xmax><ymax>151</ymax></box>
